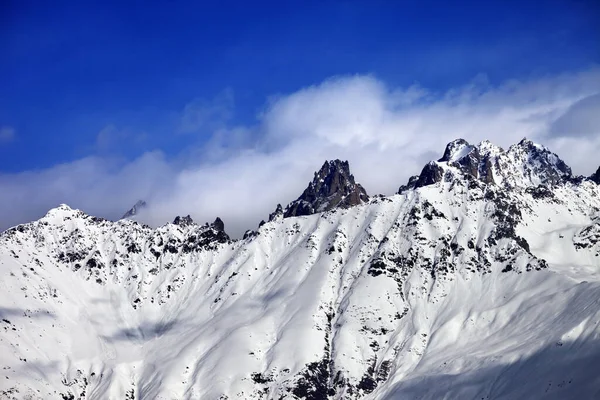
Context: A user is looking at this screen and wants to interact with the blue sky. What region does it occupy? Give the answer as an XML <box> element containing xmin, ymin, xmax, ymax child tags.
<box><xmin>0</xmin><ymin>1</ymin><xmax>599</xmax><ymax>233</ymax></box>
<box><xmin>1</xmin><ymin>0</ymin><xmax>598</xmax><ymax>171</ymax></box>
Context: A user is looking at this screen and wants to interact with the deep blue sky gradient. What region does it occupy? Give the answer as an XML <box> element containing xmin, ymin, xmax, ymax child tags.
<box><xmin>1</xmin><ymin>0</ymin><xmax>598</xmax><ymax>172</ymax></box>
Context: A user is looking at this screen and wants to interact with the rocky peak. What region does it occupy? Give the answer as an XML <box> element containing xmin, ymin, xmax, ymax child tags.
<box><xmin>284</xmin><ymin>159</ymin><xmax>369</xmax><ymax>218</ymax></box>
<box><xmin>173</xmin><ymin>215</ymin><xmax>194</xmax><ymax>226</ymax></box>
<box><xmin>122</xmin><ymin>200</ymin><xmax>147</xmax><ymax>219</ymax></box>
<box><xmin>439</xmin><ymin>139</ymin><xmax>474</xmax><ymax>162</ymax></box>
<box><xmin>505</xmin><ymin>138</ymin><xmax>572</xmax><ymax>186</ymax></box>
<box><xmin>445</xmin><ymin>139</ymin><xmax>497</xmax><ymax>184</ymax></box>
<box><xmin>268</xmin><ymin>204</ymin><xmax>284</xmax><ymax>222</ymax></box>
<box><xmin>590</xmin><ymin>167</ymin><xmax>600</xmax><ymax>184</ymax></box>
<box><xmin>399</xmin><ymin>139</ymin><xmax>498</xmax><ymax>193</ymax></box>
<box><xmin>212</xmin><ymin>217</ymin><xmax>225</xmax><ymax>232</ymax></box>
<box><xmin>399</xmin><ymin>138</ymin><xmax>573</xmax><ymax>193</ymax></box>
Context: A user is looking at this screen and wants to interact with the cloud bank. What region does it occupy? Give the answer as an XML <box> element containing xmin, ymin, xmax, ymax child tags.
<box><xmin>2</xmin><ymin>68</ymin><xmax>600</xmax><ymax>236</ymax></box>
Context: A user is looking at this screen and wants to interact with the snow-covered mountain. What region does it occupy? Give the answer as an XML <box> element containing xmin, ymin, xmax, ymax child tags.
<box><xmin>1</xmin><ymin>139</ymin><xmax>600</xmax><ymax>400</ymax></box>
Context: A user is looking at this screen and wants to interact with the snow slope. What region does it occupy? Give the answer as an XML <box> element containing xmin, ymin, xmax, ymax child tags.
<box><xmin>1</xmin><ymin>139</ymin><xmax>600</xmax><ymax>400</ymax></box>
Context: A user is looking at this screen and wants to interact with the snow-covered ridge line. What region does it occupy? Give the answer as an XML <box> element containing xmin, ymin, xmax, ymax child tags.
<box><xmin>116</xmin><ymin>138</ymin><xmax>598</xmax><ymax>236</ymax></box>
<box><xmin>1</xmin><ymin>138</ymin><xmax>600</xmax><ymax>399</ymax></box>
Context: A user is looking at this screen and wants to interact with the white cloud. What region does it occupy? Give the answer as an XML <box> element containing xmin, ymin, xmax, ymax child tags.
<box><xmin>95</xmin><ymin>124</ymin><xmax>148</xmax><ymax>153</ymax></box>
<box><xmin>179</xmin><ymin>89</ymin><xmax>234</xmax><ymax>134</ymax></box>
<box><xmin>1</xmin><ymin>68</ymin><xmax>600</xmax><ymax>236</ymax></box>
<box><xmin>0</xmin><ymin>126</ymin><xmax>15</xmax><ymax>143</ymax></box>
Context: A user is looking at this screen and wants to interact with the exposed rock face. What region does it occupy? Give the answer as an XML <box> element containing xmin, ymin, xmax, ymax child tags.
<box><xmin>399</xmin><ymin>138</ymin><xmax>572</xmax><ymax>192</ymax></box>
<box><xmin>284</xmin><ymin>159</ymin><xmax>369</xmax><ymax>218</ymax></box>
<box><xmin>121</xmin><ymin>200</ymin><xmax>148</xmax><ymax>219</ymax></box>
<box><xmin>508</xmin><ymin>138</ymin><xmax>572</xmax><ymax>186</ymax></box>
<box><xmin>268</xmin><ymin>204</ymin><xmax>284</xmax><ymax>222</ymax></box>
<box><xmin>173</xmin><ymin>215</ymin><xmax>194</xmax><ymax>226</ymax></box>
<box><xmin>591</xmin><ymin>167</ymin><xmax>600</xmax><ymax>184</ymax></box>
<box><xmin>212</xmin><ymin>217</ymin><xmax>225</xmax><ymax>232</ymax></box>
<box><xmin>438</xmin><ymin>139</ymin><xmax>499</xmax><ymax>184</ymax></box>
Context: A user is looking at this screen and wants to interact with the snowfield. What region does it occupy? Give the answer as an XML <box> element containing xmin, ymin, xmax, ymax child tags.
<box><xmin>1</xmin><ymin>139</ymin><xmax>599</xmax><ymax>399</ymax></box>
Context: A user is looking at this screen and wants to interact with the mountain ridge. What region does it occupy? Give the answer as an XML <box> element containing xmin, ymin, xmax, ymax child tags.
<box><xmin>1</xmin><ymin>138</ymin><xmax>600</xmax><ymax>399</ymax></box>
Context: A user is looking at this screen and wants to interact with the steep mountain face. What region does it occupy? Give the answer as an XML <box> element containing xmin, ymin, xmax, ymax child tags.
<box><xmin>121</xmin><ymin>200</ymin><xmax>148</xmax><ymax>220</ymax></box>
<box><xmin>591</xmin><ymin>166</ymin><xmax>600</xmax><ymax>184</ymax></box>
<box><xmin>284</xmin><ymin>160</ymin><xmax>369</xmax><ymax>218</ymax></box>
<box><xmin>1</xmin><ymin>140</ymin><xmax>600</xmax><ymax>400</ymax></box>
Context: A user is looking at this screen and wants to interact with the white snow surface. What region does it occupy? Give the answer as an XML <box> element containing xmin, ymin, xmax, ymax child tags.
<box><xmin>1</xmin><ymin>159</ymin><xmax>600</xmax><ymax>399</ymax></box>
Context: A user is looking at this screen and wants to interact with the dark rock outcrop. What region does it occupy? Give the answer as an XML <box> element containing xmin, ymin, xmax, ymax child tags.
<box><xmin>398</xmin><ymin>175</ymin><xmax>420</xmax><ymax>194</ymax></box>
<box><xmin>268</xmin><ymin>204</ymin><xmax>284</xmax><ymax>222</ymax></box>
<box><xmin>173</xmin><ymin>215</ymin><xmax>194</xmax><ymax>226</ymax></box>
<box><xmin>399</xmin><ymin>139</ymin><xmax>496</xmax><ymax>193</ymax></box>
<box><xmin>442</xmin><ymin>141</ymin><xmax>497</xmax><ymax>184</ymax></box>
<box><xmin>121</xmin><ymin>200</ymin><xmax>147</xmax><ymax>219</ymax></box>
<box><xmin>590</xmin><ymin>167</ymin><xmax>600</xmax><ymax>184</ymax></box>
<box><xmin>212</xmin><ymin>217</ymin><xmax>225</xmax><ymax>232</ymax></box>
<box><xmin>405</xmin><ymin>162</ymin><xmax>445</xmax><ymax>192</ymax></box>
<box><xmin>284</xmin><ymin>160</ymin><xmax>369</xmax><ymax>218</ymax></box>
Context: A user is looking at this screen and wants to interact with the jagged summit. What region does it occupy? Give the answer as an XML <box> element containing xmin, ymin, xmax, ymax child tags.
<box><xmin>173</xmin><ymin>215</ymin><xmax>194</xmax><ymax>226</ymax></box>
<box><xmin>121</xmin><ymin>200</ymin><xmax>147</xmax><ymax>219</ymax></box>
<box><xmin>268</xmin><ymin>204</ymin><xmax>284</xmax><ymax>222</ymax></box>
<box><xmin>589</xmin><ymin>166</ymin><xmax>600</xmax><ymax>184</ymax></box>
<box><xmin>283</xmin><ymin>159</ymin><xmax>369</xmax><ymax>218</ymax></box>
<box><xmin>399</xmin><ymin>138</ymin><xmax>572</xmax><ymax>193</ymax></box>
<box><xmin>171</xmin><ymin>215</ymin><xmax>228</xmax><ymax>239</ymax></box>
<box><xmin>212</xmin><ymin>217</ymin><xmax>225</xmax><ymax>232</ymax></box>
<box><xmin>439</xmin><ymin>138</ymin><xmax>474</xmax><ymax>162</ymax></box>
<box><xmin>507</xmin><ymin>138</ymin><xmax>572</xmax><ymax>185</ymax></box>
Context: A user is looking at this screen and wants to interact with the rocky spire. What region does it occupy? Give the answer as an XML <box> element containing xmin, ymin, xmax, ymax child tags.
<box><xmin>212</xmin><ymin>217</ymin><xmax>225</xmax><ymax>232</ymax></box>
<box><xmin>268</xmin><ymin>204</ymin><xmax>284</xmax><ymax>222</ymax></box>
<box><xmin>590</xmin><ymin>166</ymin><xmax>600</xmax><ymax>184</ymax></box>
<box><xmin>121</xmin><ymin>200</ymin><xmax>147</xmax><ymax>219</ymax></box>
<box><xmin>283</xmin><ymin>159</ymin><xmax>369</xmax><ymax>218</ymax></box>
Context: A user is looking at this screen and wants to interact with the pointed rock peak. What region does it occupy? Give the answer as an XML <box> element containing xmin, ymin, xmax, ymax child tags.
<box><xmin>511</xmin><ymin>137</ymin><xmax>552</xmax><ymax>157</ymax></box>
<box><xmin>173</xmin><ymin>215</ymin><xmax>194</xmax><ymax>226</ymax></box>
<box><xmin>507</xmin><ymin>138</ymin><xmax>572</xmax><ymax>184</ymax></box>
<box><xmin>516</xmin><ymin>137</ymin><xmax>543</xmax><ymax>149</ymax></box>
<box><xmin>397</xmin><ymin>162</ymin><xmax>446</xmax><ymax>194</ymax></box>
<box><xmin>510</xmin><ymin>138</ymin><xmax>559</xmax><ymax>159</ymax></box>
<box><xmin>212</xmin><ymin>217</ymin><xmax>225</xmax><ymax>232</ymax></box>
<box><xmin>317</xmin><ymin>159</ymin><xmax>351</xmax><ymax>177</ymax></box>
<box><xmin>284</xmin><ymin>159</ymin><xmax>369</xmax><ymax>218</ymax></box>
<box><xmin>268</xmin><ymin>204</ymin><xmax>284</xmax><ymax>222</ymax></box>
<box><xmin>439</xmin><ymin>139</ymin><xmax>474</xmax><ymax>162</ymax></box>
<box><xmin>590</xmin><ymin>166</ymin><xmax>600</xmax><ymax>184</ymax></box>
<box><xmin>122</xmin><ymin>200</ymin><xmax>147</xmax><ymax>219</ymax></box>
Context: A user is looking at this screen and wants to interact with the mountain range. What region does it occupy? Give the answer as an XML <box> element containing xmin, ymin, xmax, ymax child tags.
<box><xmin>1</xmin><ymin>138</ymin><xmax>599</xmax><ymax>400</ymax></box>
